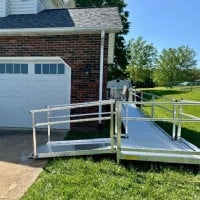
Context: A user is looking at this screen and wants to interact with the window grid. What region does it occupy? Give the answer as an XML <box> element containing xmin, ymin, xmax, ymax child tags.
<box><xmin>0</xmin><ymin>63</ymin><xmax>28</xmax><ymax>74</ymax></box>
<box><xmin>35</xmin><ymin>63</ymin><xmax>65</xmax><ymax>75</ymax></box>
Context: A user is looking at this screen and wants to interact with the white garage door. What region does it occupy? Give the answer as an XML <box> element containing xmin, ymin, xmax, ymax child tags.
<box><xmin>0</xmin><ymin>58</ymin><xmax>71</xmax><ymax>129</ymax></box>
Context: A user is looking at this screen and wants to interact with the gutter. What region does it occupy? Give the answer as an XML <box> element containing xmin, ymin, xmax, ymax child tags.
<box><xmin>0</xmin><ymin>26</ymin><xmax>122</xmax><ymax>36</ymax></box>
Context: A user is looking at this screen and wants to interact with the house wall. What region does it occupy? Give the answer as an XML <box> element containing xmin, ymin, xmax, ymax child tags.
<box><xmin>0</xmin><ymin>0</ymin><xmax>4</xmax><ymax>17</ymax></box>
<box><xmin>0</xmin><ymin>0</ymin><xmax>55</xmax><ymax>16</ymax></box>
<box><xmin>9</xmin><ymin>0</ymin><xmax>35</xmax><ymax>15</ymax></box>
<box><xmin>0</xmin><ymin>34</ymin><xmax>108</xmax><ymax>103</ymax></box>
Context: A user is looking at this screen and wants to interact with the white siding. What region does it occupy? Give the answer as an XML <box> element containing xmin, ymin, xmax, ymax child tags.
<box><xmin>9</xmin><ymin>0</ymin><xmax>35</xmax><ymax>15</ymax></box>
<box><xmin>5</xmin><ymin>0</ymin><xmax>9</xmax><ymax>16</ymax></box>
<box><xmin>38</xmin><ymin>0</ymin><xmax>54</xmax><ymax>13</ymax></box>
<box><xmin>0</xmin><ymin>0</ymin><xmax>68</xmax><ymax>16</ymax></box>
<box><xmin>0</xmin><ymin>0</ymin><xmax>4</xmax><ymax>17</ymax></box>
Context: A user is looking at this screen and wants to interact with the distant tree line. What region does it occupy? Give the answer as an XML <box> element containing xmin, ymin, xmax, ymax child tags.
<box><xmin>74</xmin><ymin>0</ymin><xmax>200</xmax><ymax>87</ymax></box>
<box><xmin>126</xmin><ymin>37</ymin><xmax>200</xmax><ymax>87</ymax></box>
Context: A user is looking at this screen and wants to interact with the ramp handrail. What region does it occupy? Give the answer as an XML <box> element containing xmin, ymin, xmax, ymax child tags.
<box><xmin>30</xmin><ymin>100</ymin><xmax>116</xmax><ymax>158</ymax></box>
<box><xmin>128</xmin><ymin>88</ymin><xmax>200</xmax><ymax>140</ymax></box>
<box><xmin>116</xmin><ymin>100</ymin><xmax>200</xmax><ymax>163</ymax></box>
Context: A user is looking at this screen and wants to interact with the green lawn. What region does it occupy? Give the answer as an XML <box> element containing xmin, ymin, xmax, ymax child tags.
<box><xmin>22</xmin><ymin>157</ymin><xmax>200</xmax><ymax>200</ymax></box>
<box><xmin>141</xmin><ymin>87</ymin><xmax>200</xmax><ymax>147</ymax></box>
<box><xmin>22</xmin><ymin>87</ymin><xmax>200</xmax><ymax>200</ymax></box>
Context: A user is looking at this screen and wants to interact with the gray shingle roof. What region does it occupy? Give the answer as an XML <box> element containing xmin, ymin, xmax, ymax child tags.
<box><xmin>69</xmin><ymin>7</ymin><xmax>122</xmax><ymax>30</ymax></box>
<box><xmin>0</xmin><ymin>7</ymin><xmax>122</xmax><ymax>32</ymax></box>
<box><xmin>0</xmin><ymin>9</ymin><xmax>74</xmax><ymax>29</ymax></box>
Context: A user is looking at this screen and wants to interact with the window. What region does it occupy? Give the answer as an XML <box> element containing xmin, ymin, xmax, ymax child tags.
<box><xmin>50</xmin><ymin>64</ymin><xmax>57</xmax><ymax>74</ymax></box>
<box><xmin>0</xmin><ymin>63</ymin><xmax>28</xmax><ymax>74</ymax></box>
<box><xmin>58</xmin><ymin>64</ymin><xmax>65</xmax><ymax>74</ymax></box>
<box><xmin>21</xmin><ymin>64</ymin><xmax>28</xmax><ymax>74</ymax></box>
<box><xmin>6</xmin><ymin>64</ymin><xmax>13</xmax><ymax>73</ymax></box>
<box><xmin>35</xmin><ymin>64</ymin><xmax>41</xmax><ymax>74</ymax></box>
<box><xmin>0</xmin><ymin>64</ymin><xmax>5</xmax><ymax>73</ymax></box>
<box><xmin>14</xmin><ymin>64</ymin><xmax>20</xmax><ymax>74</ymax></box>
<box><xmin>35</xmin><ymin>63</ymin><xmax>65</xmax><ymax>74</ymax></box>
<box><xmin>43</xmin><ymin>64</ymin><xmax>49</xmax><ymax>74</ymax></box>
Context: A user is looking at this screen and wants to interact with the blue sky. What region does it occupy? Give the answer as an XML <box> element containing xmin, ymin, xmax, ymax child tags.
<box><xmin>125</xmin><ymin>0</ymin><xmax>200</xmax><ymax>66</ymax></box>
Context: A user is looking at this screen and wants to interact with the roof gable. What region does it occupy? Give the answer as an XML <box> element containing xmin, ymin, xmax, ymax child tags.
<box><xmin>0</xmin><ymin>7</ymin><xmax>122</xmax><ymax>35</ymax></box>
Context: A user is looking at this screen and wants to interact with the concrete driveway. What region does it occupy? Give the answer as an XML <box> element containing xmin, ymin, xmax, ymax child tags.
<box><xmin>0</xmin><ymin>129</ymin><xmax>66</xmax><ymax>200</ymax></box>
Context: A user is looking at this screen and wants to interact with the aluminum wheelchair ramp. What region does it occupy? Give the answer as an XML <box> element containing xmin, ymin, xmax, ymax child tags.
<box><xmin>35</xmin><ymin>138</ymin><xmax>114</xmax><ymax>159</ymax></box>
<box><xmin>30</xmin><ymin>100</ymin><xmax>116</xmax><ymax>159</ymax></box>
<box><xmin>117</xmin><ymin>103</ymin><xmax>200</xmax><ymax>165</ymax></box>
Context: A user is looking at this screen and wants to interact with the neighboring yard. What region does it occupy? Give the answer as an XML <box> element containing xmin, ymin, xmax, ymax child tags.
<box><xmin>22</xmin><ymin>87</ymin><xmax>200</xmax><ymax>200</ymax></box>
<box><xmin>141</xmin><ymin>86</ymin><xmax>200</xmax><ymax>147</ymax></box>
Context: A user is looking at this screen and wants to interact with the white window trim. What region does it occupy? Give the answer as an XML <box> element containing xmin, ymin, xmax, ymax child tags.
<box><xmin>0</xmin><ymin>56</ymin><xmax>71</xmax><ymax>71</ymax></box>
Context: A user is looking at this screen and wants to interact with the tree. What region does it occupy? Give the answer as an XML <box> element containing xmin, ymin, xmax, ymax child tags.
<box><xmin>74</xmin><ymin>0</ymin><xmax>130</xmax><ymax>80</ymax></box>
<box><xmin>153</xmin><ymin>46</ymin><xmax>197</xmax><ymax>86</ymax></box>
<box><xmin>190</xmin><ymin>67</ymin><xmax>200</xmax><ymax>81</ymax></box>
<box><xmin>126</xmin><ymin>37</ymin><xmax>158</xmax><ymax>87</ymax></box>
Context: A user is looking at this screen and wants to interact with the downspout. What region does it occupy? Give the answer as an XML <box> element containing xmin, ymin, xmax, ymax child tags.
<box><xmin>99</xmin><ymin>30</ymin><xmax>105</xmax><ymax>126</ymax></box>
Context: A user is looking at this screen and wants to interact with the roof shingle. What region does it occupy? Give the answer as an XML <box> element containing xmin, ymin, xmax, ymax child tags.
<box><xmin>69</xmin><ymin>7</ymin><xmax>122</xmax><ymax>29</ymax></box>
<box><xmin>0</xmin><ymin>9</ymin><xmax>74</xmax><ymax>29</ymax></box>
<box><xmin>0</xmin><ymin>7</ymin><xmax>122</xmax><ymax>32</ymax></box>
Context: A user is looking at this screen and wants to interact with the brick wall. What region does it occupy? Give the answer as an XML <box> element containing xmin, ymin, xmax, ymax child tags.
<box><xmin>0</xmin><ymin>34</ymin><xmax>108</xmax><ymax>103</ymax></box>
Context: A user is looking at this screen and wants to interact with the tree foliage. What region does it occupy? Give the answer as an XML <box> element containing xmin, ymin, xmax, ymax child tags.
<box><xmin>126</xmin><ymin>37</ymin><xmax>158</xmax><ymax>87</ymax></box>
<box><xmin>74</xmin><ymin>0</ymin><xmax>130</xmax><ymax>80</ymax></box>
<box><xmin>153</xmin><ymin>46</ymin><xmax>197</xmax><ymax>86</ymax></box>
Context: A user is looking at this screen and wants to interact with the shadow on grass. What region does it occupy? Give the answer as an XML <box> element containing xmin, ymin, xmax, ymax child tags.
<box><xmin>64</xmin><ymin>121</ymin><xmax>125</xmax><ymax>140</ymax></box>
<box><xmin>142</xmin><ymin>89</ymin><xmax>188</xmax><ymax>97</ymax></box>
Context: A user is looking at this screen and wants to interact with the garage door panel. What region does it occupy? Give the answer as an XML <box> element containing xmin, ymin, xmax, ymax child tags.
<box><xmin>32</xmin><ymin>80</ymin><xmax>67</xmax><ymax>93</ymax></box>
<box><xmin>31</xmin><ymin>96</ymin><xmax>67</xmax><ymax>109</ymax></box>
<box><xmin>0</xmin><ymin>110</ymin><xmax>30</xmax><ymax>127</ymax></box>
<box><xmin>0</xmin><ymin>61</ymin><xmax>70</xmax><ymax>129</ymax></box>
<box><xmin>0</xmin><ymin>97</ymin><xmax>29</xmax><ymax>108</ymax></box>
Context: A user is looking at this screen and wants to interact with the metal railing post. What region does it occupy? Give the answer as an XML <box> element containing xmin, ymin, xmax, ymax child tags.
<box><xmin>151</xmin><ymin>95</ymin><xmax>155</xmax><ymax>118</ymax></box>
<box><xmin>177</xmin><ymin>101</ymin><xmax>183</xmax><ymax>140</ymax></box>
<box><xmin>32</xmin><ymin>112</ymin><xmax>37</xmax><ymax>158</ymax></box>
<box><xmin>110</xmin><ymin>102</ymin><xmax>114</xmax><ymax>150</ymax></box>
<box><xmin>115</xmin><ymin>101</ymin><xmax>118</xmax><ymax>136</ymax></box>
<box><xmin>47</xmin><ymin>106</ymin><xmax>51</xmax><ymax>143</ymax></box>
<box><xmin>125</xmin><ymin>102</ymin><xmax>128</xmax><ymax>137</ymax></box>
<box><xmin>141</xmin><ymin>92</ymin><xmax>143</xmax><ymax>109</ymax></box>
<box><xmin>116</xmin><ymin>101</ymin><xmax>122</xmax><ymax>164</ymax></box>
<box><xmin>128</xmin><ymin>88</ymin><xmax>132</xmax><ymax>102</ymax></box>
<box><xmin>134</xmin><ymin>88</ymin><xmax>137</xmax><ymax>104</ymax></box>
<box><xmin>172</xmin><ymin>100</ymin><xmax>177</xmax><ymax>140</ymax></box>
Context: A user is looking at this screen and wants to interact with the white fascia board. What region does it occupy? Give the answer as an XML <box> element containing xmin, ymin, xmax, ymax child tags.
<box><xmin>108</xmin><ymin>33</ymin><xmax>115</xmax><ymax>64</ymax></box>
<box><xmin>0</xmin><ymin>27</ymin><xmax>122</xmax><ymax>36</ymax></box>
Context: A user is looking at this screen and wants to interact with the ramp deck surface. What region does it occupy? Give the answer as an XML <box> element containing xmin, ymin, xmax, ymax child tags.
<box><xmin>120</xmin><ymin>104</ymin><xmax>200</xmax><ymax>164</ymax></box>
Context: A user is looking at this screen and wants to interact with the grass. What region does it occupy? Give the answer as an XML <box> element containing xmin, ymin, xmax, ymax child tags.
<box><xmin>141</xmin><ymin>86</ymin><xmax>200</xmax><ymax>147</ymax></box>
<box><xmin>22</xmin><ymin>87</ymin><xmax>200</xmax><ymax>200</ymax></box>
<box><xmin>22</xmin><ymin>157</ymin><xmax>200</xmax><ymax>200</ymax></box>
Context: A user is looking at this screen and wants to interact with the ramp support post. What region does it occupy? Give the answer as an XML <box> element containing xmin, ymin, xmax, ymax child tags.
<box><xmin>110</xmin><ymin>102</ymin><xmax>114</xmax><ymax>150</ymax></box>
<box><xmin>116</xmin><ymin>101</ymin><xmax>122</xmax><ymax>164</ymax></box>
<box><xmin>32</xmin><ymin>112</ymin><xmax>37</xmax><ymax>158</ymax></box>
<box><xmin>172</xmin><ymin>100</ymin><xmax>177</xmax><ymax>140</ymax></box>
